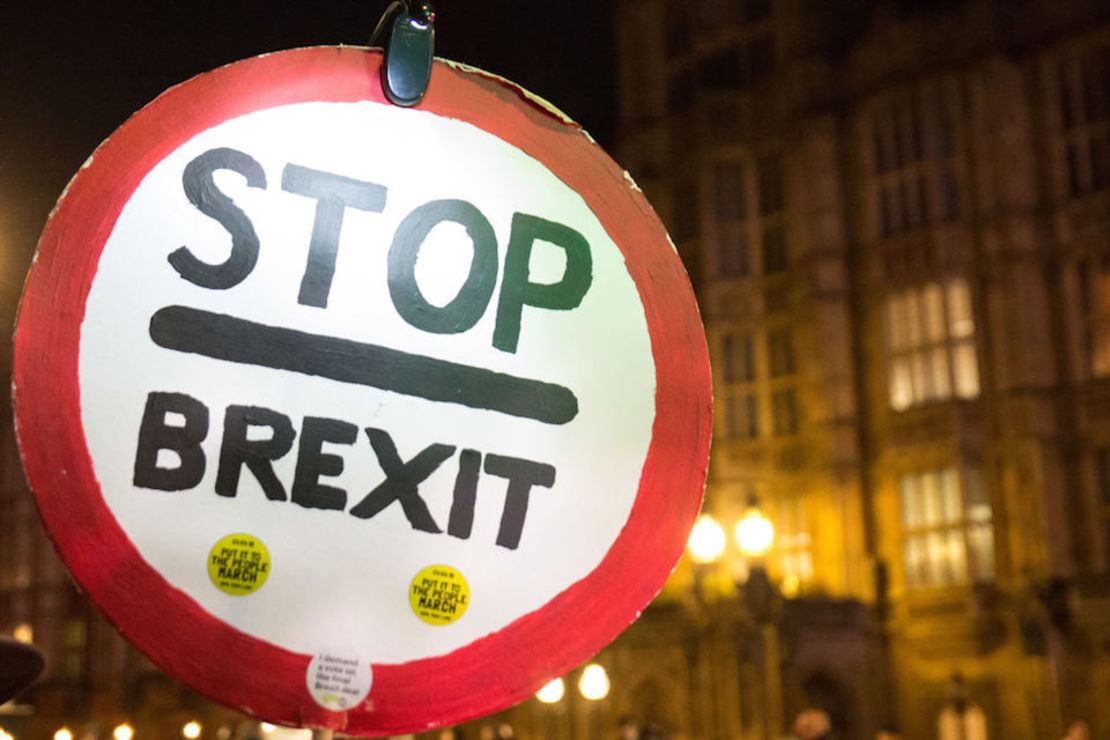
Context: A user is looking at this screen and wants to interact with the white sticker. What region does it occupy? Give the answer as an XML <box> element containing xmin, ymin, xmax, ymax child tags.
<box><xmin>306</xmin><ymin>649</ymin><xmax>372</xmax><ymax>711</ymax></box>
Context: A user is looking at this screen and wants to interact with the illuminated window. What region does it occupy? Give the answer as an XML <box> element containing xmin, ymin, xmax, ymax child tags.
<box><xmin>708</xmin><ymin>153</ymin><xmax>787</xmax><ymax>279</ymax></box>
<box><xmin>900</xmin><ymin>467</ymin><xmax>994</xmax><ymax>588</ymax></box>
<box><xmin>775</xmin><ymin>496</ymin><xmax>813</xmax><ymax>594</ymax></box>
<box><xmin>886</xmin><ymin>277</ymin><xmax>979</xmax><ymax>410</ymax></box>
<box><xmin>1056</xmin><ymin>44</ymin><xmax>1110</xmax><ymax>197</ymax></box>
<box><xmin>870</xmin><ymin>83</ymin><xmax>962</xmax><ymax>239</ymax></box>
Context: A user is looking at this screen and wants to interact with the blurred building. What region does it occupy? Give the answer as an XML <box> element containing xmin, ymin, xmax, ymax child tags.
<box><xmin>6</xmin><ymin>1</ymin><xmax>1110</xmax><ymax>739</ymax></box>
<box><xmin>600</xmin><ymin>0</ymin><xmax>1110</xmax><ymax>738</ymax></box>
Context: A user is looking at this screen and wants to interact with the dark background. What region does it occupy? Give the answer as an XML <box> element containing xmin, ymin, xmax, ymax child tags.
<box><xmin>0</xmin><ymin>1</ymin><xmax>617</xmax><ymax>319</ymax></box>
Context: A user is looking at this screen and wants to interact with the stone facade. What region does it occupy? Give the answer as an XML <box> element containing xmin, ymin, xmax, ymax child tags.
<box><xmin>606</xmin><ymin>1</ymin><xmax>1110</xmax><ymax>739</ymax></box>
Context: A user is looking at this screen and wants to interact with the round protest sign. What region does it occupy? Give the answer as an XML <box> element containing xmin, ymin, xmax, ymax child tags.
<box><xmin>12</xmin><ymin>48</ymin><xmax>711</xmax><ymax>734</ymax></box>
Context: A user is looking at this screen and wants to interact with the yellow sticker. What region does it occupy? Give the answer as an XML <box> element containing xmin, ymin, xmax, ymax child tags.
<box><xmin>208</xmin><ymin>533</ymin><xmax>271</xmax><ymax>596</ymax></box>
<box><xmin>409</xmin><ymin>564</ymin><xmax>470</xmax><ymax>625</ymax></box>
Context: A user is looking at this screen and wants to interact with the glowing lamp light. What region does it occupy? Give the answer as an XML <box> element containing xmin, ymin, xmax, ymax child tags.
<box><xmin>12</xmin><ymin>623</ymin><xmax>33</xmax><ymax>644</ymax></box>
<box><xmin>687</xmin><ymin>514</ymin><xmax>726</xmax><ymax>564</ymax></box>
<box><xmin>257</xmin><ymin>724</ymin><xmax>311</xmax><ymax>739</ymax></box>
<box><xmin>113</xmin><ymin>723</ymin><xmax>135</xmax><ymax>740</ymax></box>
<box><xmin>54</xmin><ymin>729</ymin><xmax>75</xmax><ymax>740</ymax></box>
<box><xmin>183</xmin><ymin>721</ymin><xmax>202</xmax><ymax>739</ymax></box>
<box><xmin>735</xmin><ymin>505</ymin><xmax>774</xmax><ymax>558</ymax></box>
<box><xmin>577</xmin><ymin>663</ymin><xmax>610</xmax><ymax>701</ymax></box>
<box><xmin>0</xmin><ymin>730</ymin><xmax>14</xmax><ymax>740</ymax></box>
<box><xmin>535</xmin><ymin>677</ymin><xmax>566</xmax><ymax>704</ymax></box>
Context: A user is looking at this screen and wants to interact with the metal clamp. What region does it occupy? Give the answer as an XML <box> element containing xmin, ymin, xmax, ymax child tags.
<box><xmin>371</xmin><ymin>1</ymin><xmax>436</xmax><ymax>107</ymax></box>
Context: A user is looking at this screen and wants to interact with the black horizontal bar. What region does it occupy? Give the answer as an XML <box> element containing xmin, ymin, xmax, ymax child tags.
<box><xmin>148</xmin><ymin>305</ymin><xmax>579</xmax><ymax>425</ymax></box>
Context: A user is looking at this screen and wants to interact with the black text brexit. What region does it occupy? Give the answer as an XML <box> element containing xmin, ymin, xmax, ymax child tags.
<box><xmin>132</xmin><ymin>391</ymin><xmax>555</xmax><ymax>550</ymax></box>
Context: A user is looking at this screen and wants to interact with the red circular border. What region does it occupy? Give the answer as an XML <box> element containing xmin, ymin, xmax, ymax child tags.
<box><xmin>12</xmin><ymin>48</ymin><xmax>711</xmax><ymax>735</ymax></box>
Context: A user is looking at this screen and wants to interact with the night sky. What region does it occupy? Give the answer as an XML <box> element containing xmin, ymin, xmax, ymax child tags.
<box><xmin>0</xmin><ymin>1</ymin><xmax>616</xmax><ymax>322</ymax></box>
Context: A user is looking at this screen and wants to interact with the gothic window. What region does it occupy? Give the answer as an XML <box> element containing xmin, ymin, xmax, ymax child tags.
<box><xmin>712</xmin><ymin>161</ymin><xmax>750</xmax><ymax>277</ymax></box>
<box><xmin>774</xmin><ymin>495</ymin><xmax>813</xmax><ymax>596</ymax></box>
<box><xmin>767</xmin><ymin>327</ymin><xmax>800</xmax><ymax>435</ymax></box>
<box><xmin>720</xmin><ymin>332</ymin><xmax>759</xmax><ymax>439</ymax></box>
<box><xmin>900</xmin><ymin>467</ymin><xmax>995</xmax><ymax>587</ymax></box>
<box><xmin>1056</xmin><ymin>44</ymin><xmax>1110</xmax><ymax>197</ymax></box>
<box><xmin>869</xmin><ymin>83</ymin><xmax>962</xmax><ymax>239</ymax></box>
<box><xmin>767</xmin><ymin>327</ymin><xmax>795</xmax><ymax>378</ymax></box>
<box><xmin>61</xmin><ymin>616</ymin><xmax>88</xmax><ymax>682</ymax></box>
<box><xmin>886</xmin><ymin>277</ymin><xmax>979</xmax><ymax>410</ymax></box>
<box><xmin>709</xmin><ymin>153</ymin><xmax>787</xmax><ymax>279</ymax></box>
<box><xmin>771</xmin><ymin>389</ymin><xmax>798</xmax><ymax>436</ymax></box>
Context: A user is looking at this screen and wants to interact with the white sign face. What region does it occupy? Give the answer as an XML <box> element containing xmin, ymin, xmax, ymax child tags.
<box><xmin>17</xmin><ymin>48</ymin><xmax>711</xmax><ymax>734</ymax></box>
<box><xmin>78</xmin><ymin>101</ymin><xmax>656</xmax><ymax>664</ymax></box>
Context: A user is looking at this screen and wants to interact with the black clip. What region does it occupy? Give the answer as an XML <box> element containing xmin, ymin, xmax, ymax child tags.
<box><xmin>371</xmin><ymin>1</ymin><xmax>436</xmax><ymax>107</ymax></box>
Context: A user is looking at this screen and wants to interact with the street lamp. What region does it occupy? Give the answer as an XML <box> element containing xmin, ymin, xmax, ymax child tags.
<box><xmin>534</xmin><ymin>676</ymin><xmax>567</xmax><ymax>740</ymax></box>
<box><xmin>685</xmin><ymin>499</ymin><xmax>783</xmax><ymax>740</ymax></box>
<box><xmin>12</xmin><ymin>624</ymin><xmax>33</xmax><ymax>645</ymax></box>
<box><xmin>534</xmin><ymin>666</ymin><xmax>609</xmax><ymax>740</ymax></box>
<box><xmin>688</xmin><ymin>514</ymin><xmax>728</xmax><ymax>603</ymax></box>
<box><xmin>733</xmin><ymin>498</ymin><xmax>783</xmax><ymax>740</ymax></box>
<box><xmin>535</xmin><ymin>677</ymin><xmax>566</xmax><ymax>704</ymax></box>
<box><xmin>688</xmin><ymin>514</ymin><xmax>727</xmax><ymax>564</ymax></box>
<box><xmin>734</xmin><ymin>500</ymin><xmax>774</xmax><ymax>559</ymax></box>
<box><xmin>578</xmin><ymin>664</ymin><xmax>610</xmax><ymax>701</ymax></box>
<box><xmin>578</xmin><ymin>664</ymin><xmax>610</xmax><ymax>740</ymax></box>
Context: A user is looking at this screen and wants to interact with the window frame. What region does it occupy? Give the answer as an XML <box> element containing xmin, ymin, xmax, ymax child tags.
<box><xmin>1054</xmin><ymin>43</ymin><xmax>1110</xmax><ymax>198</ymax></box>
<box><xmin>773</xmin><ymin>494</ymin><xmax>813</xmax><ymax>593</ymax></box>
<box><xmin>706</xmin><ymin>151</ymin><xmax>788</xmax><ymax>280</ymax></box>
<box><xmin>899</xmin><ymin>465</ymin><xmax>995</xmax><ymax>589</ymax></box>
<box><xmin>885</xmin><ymin>277</ymin><xmax>979</xmax><ymax>411</ymax></box>
<box><xmin>866</xmin><ymin>80</ymin><xmax>964</xmax><ymax>241</ymax></box>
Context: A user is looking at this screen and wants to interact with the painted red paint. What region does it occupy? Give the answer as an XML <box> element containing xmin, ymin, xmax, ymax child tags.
<box><xmin>12</xmin><ymin>48</ymin><xmax>711</xmax><ymax>735</ymax></box>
